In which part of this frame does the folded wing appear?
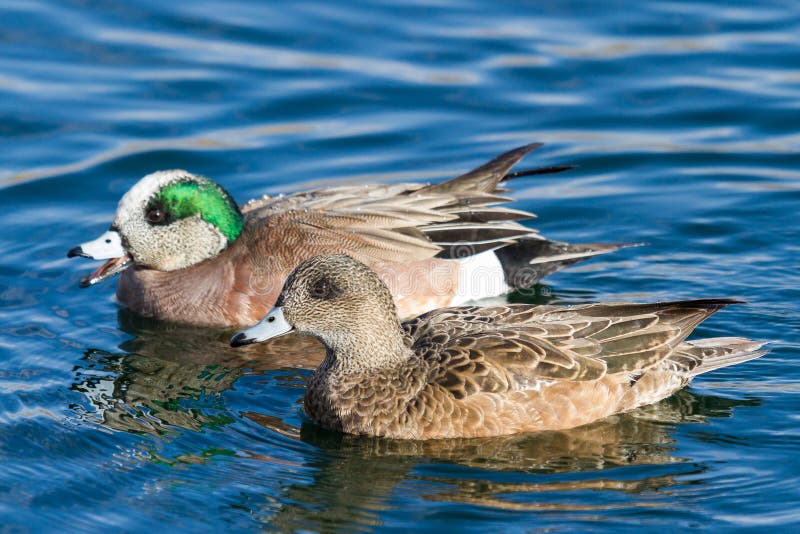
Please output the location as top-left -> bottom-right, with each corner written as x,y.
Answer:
403,299 -> 741,398
240,144 -> 563,264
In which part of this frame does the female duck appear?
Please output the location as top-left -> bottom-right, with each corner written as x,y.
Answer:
231,254 -> 765,440
67,144 -> 626,326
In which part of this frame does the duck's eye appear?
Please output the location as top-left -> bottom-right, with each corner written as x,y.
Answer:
310,278 -> 333,299
146,209 -> 166,224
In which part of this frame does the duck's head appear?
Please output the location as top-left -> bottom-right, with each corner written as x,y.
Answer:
68,170 -> 244,287
230,254 -> 402,354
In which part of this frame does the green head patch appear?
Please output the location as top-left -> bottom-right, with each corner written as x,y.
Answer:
145,180 -> 244,242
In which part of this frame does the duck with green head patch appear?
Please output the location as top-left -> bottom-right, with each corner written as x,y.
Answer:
68,144 -> 634,327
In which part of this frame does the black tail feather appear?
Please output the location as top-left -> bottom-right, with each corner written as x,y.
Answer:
503,165 -> 576,180
495,238 -> 636,288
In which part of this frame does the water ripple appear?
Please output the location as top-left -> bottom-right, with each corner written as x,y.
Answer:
1,0 -> 798,530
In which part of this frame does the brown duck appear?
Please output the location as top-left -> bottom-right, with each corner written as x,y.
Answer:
67,144 -> 629,326
231,254 -> 766,440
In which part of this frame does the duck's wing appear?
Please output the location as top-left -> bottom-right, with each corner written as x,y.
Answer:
242,184 -> 453,263
404,299 -> 739,398
239,145 -> 569,263
512,299 -> 741,373
410,323 -> 607,399
405,307 -> 607,398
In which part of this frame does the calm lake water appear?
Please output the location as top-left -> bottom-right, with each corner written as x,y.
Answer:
1,0 -> 799,530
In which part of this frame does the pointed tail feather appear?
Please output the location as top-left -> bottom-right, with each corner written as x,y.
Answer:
418,143 -> 545,195
493,238 -> 638,288
681,337 -> 768,376
503,164 -> 576,180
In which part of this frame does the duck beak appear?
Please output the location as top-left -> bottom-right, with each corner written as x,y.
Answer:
231,307 -> 294,347
67,230 -> 133,287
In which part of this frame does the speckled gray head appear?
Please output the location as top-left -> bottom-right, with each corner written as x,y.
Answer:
231,254 -> 402,352
67,170 -> 243,287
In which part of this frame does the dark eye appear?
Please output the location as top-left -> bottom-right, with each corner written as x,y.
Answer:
310,278 -> 334,299
146,209 -> 166,224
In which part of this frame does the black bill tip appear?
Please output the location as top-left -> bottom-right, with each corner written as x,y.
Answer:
67,246 -> 89,259
230,332 -> 254,348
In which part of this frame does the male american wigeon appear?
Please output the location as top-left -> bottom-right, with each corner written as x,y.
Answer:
68,144 -> 628,326
230,254 -> 766,440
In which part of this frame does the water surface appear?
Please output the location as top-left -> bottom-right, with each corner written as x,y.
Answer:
1,1 -> 799,530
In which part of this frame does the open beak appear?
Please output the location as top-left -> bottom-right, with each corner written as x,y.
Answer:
67,230 -> 133,287
231,307 -> 294,347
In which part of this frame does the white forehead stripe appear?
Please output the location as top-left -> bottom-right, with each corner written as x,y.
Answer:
115,170 -> 194,224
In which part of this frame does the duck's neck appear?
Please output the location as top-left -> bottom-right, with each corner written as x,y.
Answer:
318,318 -> 412,375
305,319 -> 424,437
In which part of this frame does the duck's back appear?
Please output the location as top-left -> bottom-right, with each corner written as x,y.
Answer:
377,299 -> 764,439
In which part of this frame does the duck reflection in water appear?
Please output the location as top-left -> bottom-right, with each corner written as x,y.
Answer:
243,390 -> 758,529
70,308 -> 324,435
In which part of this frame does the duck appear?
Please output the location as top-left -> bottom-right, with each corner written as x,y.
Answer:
67,144 -> 629,327
230,254 -> 766,440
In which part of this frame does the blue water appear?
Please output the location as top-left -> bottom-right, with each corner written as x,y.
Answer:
1,0 -> 799,530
